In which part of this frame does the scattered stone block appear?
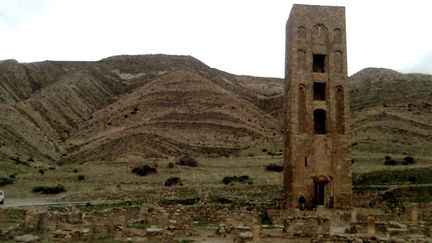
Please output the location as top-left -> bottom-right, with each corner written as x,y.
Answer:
252,224 -> 261,241
146,225 -> 164,236
367,216 -> 376,236
14,234 -> 40,242
236,231 -> 253,243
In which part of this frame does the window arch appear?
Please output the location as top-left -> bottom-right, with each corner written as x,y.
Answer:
298,84 -> 307,133
334,51 -> 343,73
297,26 -> 306,40
333,28 -> 342,44
297,49 -> 306,71
336,86 -> 345,134
312,24 -> 328,44
313,109 -> 327,134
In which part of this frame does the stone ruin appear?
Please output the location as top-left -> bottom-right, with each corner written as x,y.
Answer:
284,4 -> 352,211
1,202 -> 431,242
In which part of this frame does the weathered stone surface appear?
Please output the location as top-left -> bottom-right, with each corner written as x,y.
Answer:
14,234 -> 40,242
252,224 -> 261,241
367,216 -> 376,236
146,225 -> 164,236
235,225 -> 250,232
236,231 -> 253,243
284,4 -> 352,211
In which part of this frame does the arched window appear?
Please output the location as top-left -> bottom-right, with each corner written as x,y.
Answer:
312,24 -> 328,44
298,84 -> 307,133
313,109 -> 327,134
334,51 -> 343,73
297,26 -> 306,40
336,86 -> 345,134
297,49 -> 306,71
333,28 -> 342,44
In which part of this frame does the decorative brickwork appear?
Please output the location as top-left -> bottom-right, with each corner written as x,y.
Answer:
284,4 -> 352,210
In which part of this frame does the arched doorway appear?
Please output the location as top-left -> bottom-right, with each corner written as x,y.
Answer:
312,175 -> 332,208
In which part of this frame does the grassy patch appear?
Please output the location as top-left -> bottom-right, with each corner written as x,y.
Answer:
164,196 -> 200,205
353,167 -> 432,186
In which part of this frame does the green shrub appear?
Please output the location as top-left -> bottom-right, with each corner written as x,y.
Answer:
265,163 -> 283,172
165,196 -> 200,205
209,195 -> 233,204
175,155 -> 198,167
32,185 -> 66,194
0,177 -> 14,187
77,175 -> 85,181
402,156 -> 415,165
267,150 -> 283,156
222,175 -> 252,185
384,158 -> 397,166
164,177 -> 182,187
131,165 -> 157,176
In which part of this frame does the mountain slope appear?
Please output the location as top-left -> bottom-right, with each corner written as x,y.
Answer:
1,56 -> 431,164
0,55 -> 282,163
350,68 -> 432,156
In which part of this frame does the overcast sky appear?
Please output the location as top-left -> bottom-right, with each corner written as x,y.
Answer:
0,0 -> 431,77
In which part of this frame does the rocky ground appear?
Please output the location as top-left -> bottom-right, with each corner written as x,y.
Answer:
1,200 -> 431,242
0,154 -> 431,242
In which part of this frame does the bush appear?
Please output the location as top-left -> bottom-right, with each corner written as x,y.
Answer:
265,163 -> 283,172
165,196 -> 200,205
167,162 -> 175,168
38,168 -> 45,175
384,159 -> 397,166
175,155 -> 198,167
267,150 -> 283,156
0,177 -> 14,187
403,156 -> 415,165
77,175 -> 85,181
32,185 -> 66,194
222,175 -> 252,185
131,165 -> 157,176
164,177 -> 182,187
210,195 -> 233,204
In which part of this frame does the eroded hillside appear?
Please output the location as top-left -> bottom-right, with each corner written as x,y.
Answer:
1,56 -> 431,164
350,68 -> 432,158
0,55 -> 282,163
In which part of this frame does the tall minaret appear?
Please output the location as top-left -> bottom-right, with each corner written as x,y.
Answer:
283,4 -> 352,210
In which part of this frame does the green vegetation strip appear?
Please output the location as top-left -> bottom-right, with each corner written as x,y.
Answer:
353,167 -> 432,186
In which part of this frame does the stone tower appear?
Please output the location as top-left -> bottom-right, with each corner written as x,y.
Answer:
283,4 -> 352,210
